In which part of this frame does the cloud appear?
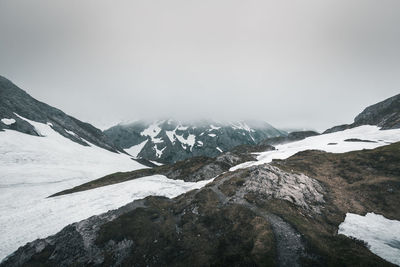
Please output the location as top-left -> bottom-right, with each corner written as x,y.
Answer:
1,0 -> 399,131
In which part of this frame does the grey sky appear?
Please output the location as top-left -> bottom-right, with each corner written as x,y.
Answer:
1,0 -> 399,131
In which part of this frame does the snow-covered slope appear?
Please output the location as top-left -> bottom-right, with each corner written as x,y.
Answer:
0,116 -> 145,260
104,119 -> 286,163
0,75 -> 120,152
231,125 -> 400,171
0,116 -> 215,261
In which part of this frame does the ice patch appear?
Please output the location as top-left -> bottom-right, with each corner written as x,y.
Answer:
1,118 -> 15,125
339,213 -> 400,266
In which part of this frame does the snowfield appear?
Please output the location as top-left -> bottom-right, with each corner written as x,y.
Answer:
231,126 -> 400,171
339,213 -> 400,266
0,117 -> 213,261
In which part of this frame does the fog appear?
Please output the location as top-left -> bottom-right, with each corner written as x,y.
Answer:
1,0 -> 399,131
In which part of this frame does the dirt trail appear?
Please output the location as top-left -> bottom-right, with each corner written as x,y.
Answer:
209,174 -> 306,267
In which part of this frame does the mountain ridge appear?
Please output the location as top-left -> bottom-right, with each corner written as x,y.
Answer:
104,119 -> 286,163
324,93 -> 400,133
0,75 -> 121,152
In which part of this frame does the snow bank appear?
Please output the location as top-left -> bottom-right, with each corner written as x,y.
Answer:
339,213 -> 400,266
231,126 -> 400,171
1,118 -> 15,125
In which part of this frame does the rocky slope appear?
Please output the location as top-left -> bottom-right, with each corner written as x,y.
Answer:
3,142 -> 399,266
0,75 -> 121,152
259,130 -> 319,146
104,119 -> 286,163
324,93 -> 400,133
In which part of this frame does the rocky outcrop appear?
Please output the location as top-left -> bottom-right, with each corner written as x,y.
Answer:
354,93 -> 400,129
0,75 -> 122,152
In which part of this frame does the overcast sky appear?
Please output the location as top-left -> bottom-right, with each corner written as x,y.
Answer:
1,0 -> 399,131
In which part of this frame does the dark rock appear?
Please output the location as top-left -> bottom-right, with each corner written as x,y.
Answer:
324,94 -> 400,133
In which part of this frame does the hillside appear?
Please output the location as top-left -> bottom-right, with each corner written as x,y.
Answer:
324,94 -> 400,133
0,76 -> 120,152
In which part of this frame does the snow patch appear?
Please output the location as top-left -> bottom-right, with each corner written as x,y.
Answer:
177,125 -> 188,131
339,213 -> 400,266
216,147 -> 223,153
208,133 -> 216,137
209,125 -> 221,130
165,130 -> 176,144
231,126 -> 400,171
125,140 -> 148,157
175,134 -> 196,151
65,129 -> 77,137
154,145 -> 166,158
1,118 -> 16,125
231,122 -> 254,132
141,122 -> 162,143
150,160 -> 163,166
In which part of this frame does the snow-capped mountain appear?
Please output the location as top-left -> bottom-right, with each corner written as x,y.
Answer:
0,76 -> 120,152
104,119 -> 286,163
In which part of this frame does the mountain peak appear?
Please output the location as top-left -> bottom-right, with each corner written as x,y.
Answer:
324,93 -> 400,133
104,119 -> 286,163
0,75 -> 121,152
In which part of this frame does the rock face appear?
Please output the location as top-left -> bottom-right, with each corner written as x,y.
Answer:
104,119 -> 286,163
0,75 -> 121,152
324,93 -> 400,133
354,93 -> 400,129
235,165 -> 325,213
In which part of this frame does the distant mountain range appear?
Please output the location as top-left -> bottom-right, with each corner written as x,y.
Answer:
104,120 -> 287,163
